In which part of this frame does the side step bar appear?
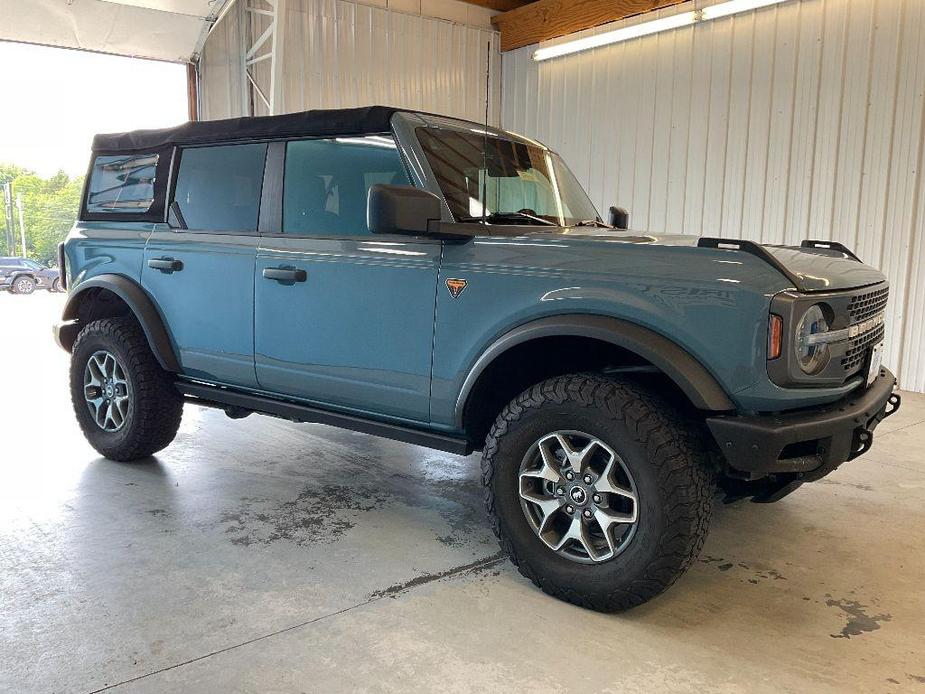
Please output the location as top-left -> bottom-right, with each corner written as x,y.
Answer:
176,381 -> 473,456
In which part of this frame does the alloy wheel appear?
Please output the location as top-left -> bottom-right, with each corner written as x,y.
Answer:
519,431 -> 639,563
83,350 -> 131,432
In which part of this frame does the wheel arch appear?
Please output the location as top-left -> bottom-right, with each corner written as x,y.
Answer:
455,314 -> 735,442
61,274 -> 180,372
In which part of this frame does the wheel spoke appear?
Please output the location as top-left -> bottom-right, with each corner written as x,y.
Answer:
551,433 -> 585,473
552,517 -> 598,560
86,358 -> 104,387
112,362 -> 128,387
597,457 -> 637,502
525,438 -> 563,483
594,505 -> 637,529
519,490 -> 562,535
112,396 -> 129,427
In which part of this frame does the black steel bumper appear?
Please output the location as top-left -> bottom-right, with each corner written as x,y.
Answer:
707,368 -> 900,482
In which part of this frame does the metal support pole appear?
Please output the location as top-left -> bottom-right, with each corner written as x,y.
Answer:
268,0 -> 286,115
3,183 -> 15,254
15,194 -> 26,257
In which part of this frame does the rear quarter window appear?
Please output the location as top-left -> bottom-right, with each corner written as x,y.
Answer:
86,153 -> 159,214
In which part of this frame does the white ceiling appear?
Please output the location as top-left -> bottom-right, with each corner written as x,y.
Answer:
0,0 -> 231,62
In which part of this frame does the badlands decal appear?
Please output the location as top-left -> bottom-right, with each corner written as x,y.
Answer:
445,278 -> 468,299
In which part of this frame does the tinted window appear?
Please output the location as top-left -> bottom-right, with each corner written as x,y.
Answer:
86,153 -> 159,213
416,127 -> 600,226
172,143 -> 267,232
283,136 -> 410,236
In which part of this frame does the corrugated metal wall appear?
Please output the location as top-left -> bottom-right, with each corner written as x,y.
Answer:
200,0 -> 501,125
502,0 -> 925,391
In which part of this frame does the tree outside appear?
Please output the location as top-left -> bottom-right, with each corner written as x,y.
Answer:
1,163 -> 83,266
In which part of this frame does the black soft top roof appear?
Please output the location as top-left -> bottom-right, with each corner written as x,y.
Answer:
92,105 -> 406,152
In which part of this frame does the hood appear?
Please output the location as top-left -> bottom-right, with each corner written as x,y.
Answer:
551,228 -> 885,292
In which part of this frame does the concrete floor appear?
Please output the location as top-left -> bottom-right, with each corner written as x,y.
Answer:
2,291 -> 925,694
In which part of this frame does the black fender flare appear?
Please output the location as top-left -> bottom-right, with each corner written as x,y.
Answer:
454,314 -> 735,427
61,274 -> 180,372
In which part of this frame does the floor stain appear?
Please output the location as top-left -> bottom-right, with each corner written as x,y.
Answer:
221,484 -> 389,547
825,597 -> 892,638
818,479 -> 875,492
908,674 -> 925,683
369,552 -> 506,599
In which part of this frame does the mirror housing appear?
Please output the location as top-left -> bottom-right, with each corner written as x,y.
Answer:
609,206 -> 630,230
367,184 -> 442,235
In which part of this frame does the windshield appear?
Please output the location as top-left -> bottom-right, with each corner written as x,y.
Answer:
416,127 -> 601,226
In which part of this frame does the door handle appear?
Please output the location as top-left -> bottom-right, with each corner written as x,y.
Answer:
148,257 -> 183,273
262,266 -> 307,283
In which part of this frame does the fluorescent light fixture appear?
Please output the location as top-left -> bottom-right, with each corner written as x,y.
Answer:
533,11 -> 697,61
532,0 -> 790,61
701,0 -> 784,20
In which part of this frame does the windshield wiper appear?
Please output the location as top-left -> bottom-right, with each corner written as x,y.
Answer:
573,219 -> 610,228
458,211 -> 557,226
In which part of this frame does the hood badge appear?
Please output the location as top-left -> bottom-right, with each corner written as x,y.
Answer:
445,278 -> 468,299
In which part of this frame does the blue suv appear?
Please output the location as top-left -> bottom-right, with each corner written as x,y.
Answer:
54,106 -> 900,610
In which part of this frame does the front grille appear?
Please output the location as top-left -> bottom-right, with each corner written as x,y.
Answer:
848,286 -> 889,323
841,323 -> 885,373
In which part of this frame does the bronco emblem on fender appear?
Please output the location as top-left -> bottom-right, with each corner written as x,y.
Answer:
445,278 -> 468,298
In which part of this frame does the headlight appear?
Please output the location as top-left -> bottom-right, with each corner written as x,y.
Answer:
795,304 -> 830,374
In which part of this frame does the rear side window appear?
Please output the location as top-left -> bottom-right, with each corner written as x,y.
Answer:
171,143 -> 267,232
86,153 -> 159,213
283,136 -> 410,236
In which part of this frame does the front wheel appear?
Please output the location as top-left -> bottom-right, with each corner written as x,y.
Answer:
481,374 -> 715,612
70,317 -> 183,461
12,276 -> 35,294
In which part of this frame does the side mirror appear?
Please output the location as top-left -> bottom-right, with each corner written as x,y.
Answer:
609,206 -> 630,230
367,184 -> 442,235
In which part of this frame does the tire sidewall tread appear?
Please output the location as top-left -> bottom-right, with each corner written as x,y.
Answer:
70,317 -> 182,461
481,373 -> 715,612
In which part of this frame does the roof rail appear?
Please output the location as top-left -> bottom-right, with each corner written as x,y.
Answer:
697,237 -> 803,289
800,239 -> 862,262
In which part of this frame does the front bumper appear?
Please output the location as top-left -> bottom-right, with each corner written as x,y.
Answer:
53,319 -> 80,352
707,368 -> 900,482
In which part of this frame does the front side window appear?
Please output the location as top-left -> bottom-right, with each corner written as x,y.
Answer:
171,143 -> 267,232
86,153 -> 159,213
416,127 -> 600,226
283,135 -> 410,236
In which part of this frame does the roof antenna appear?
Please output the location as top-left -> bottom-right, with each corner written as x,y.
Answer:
481,38 -> 491,226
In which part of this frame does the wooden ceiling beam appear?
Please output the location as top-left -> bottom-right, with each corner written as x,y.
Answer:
459,0 -> 535,12
492,0 -> 685,51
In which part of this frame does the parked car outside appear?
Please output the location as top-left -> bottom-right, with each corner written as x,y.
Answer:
53,106 -> 901,611
0,257 -> 63,294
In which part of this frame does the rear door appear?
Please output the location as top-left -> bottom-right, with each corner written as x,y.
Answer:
141,142 -> 267,388
254,135 -> 441,422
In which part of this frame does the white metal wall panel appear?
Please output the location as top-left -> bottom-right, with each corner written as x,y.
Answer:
199,0 -> 500,124
198,6 -> 245,121
502,0 -> 925,391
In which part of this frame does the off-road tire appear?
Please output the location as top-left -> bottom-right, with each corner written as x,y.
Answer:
70,317 -> 183,461
12,276 -> 35,294
481,374 -> 715,612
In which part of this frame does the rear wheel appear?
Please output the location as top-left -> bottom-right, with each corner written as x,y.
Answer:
481,374 -> 715,612
51,278 -> 62,292
70,317 -> 183,461
12,276 -> 35,294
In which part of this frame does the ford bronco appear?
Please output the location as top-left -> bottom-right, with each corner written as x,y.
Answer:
54,106 -> 900,611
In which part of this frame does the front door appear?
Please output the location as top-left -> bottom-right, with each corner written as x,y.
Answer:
253,135 -> 440,423
142,142 -> 267,388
